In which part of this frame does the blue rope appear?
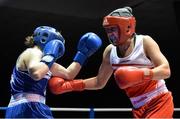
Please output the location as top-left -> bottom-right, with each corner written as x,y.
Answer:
89,107 -> 94,119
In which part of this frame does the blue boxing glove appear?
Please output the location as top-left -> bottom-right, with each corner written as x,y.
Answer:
41,40 -> 65,68
73,32 -> 102,66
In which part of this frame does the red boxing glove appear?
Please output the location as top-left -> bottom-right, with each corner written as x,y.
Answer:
114,66 -> 153,89
48,76 -> 85,95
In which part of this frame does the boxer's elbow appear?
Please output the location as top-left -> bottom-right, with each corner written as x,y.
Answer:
29,68 -> 48,81
29,70 -> 43,80
65,73 -> 76,80
95,84 -> 106,90
163,68 -> 171,79
156,64 -> 171,80
162,63 -> 171,79
95,78 -> 107,89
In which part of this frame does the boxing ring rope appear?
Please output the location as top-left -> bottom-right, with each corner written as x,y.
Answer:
51,107 -> 180,111
1,107 -> 180,118
0,107 -> 180,112
50,107 -> 131,111
1,107 -> 180,111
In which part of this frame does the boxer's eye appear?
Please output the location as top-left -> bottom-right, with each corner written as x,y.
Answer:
43,33 -> 48,37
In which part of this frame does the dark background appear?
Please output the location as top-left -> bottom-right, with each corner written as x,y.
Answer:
0,0 -> 180,118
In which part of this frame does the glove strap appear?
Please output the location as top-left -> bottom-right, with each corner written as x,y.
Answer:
73,51 -> 87,66
40,55 -> 55,68
144,69 -> 153,80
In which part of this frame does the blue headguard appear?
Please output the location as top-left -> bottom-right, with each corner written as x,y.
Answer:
33,26 -> 65,49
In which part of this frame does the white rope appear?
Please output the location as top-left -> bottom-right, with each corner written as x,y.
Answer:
94,108 -> 132,112
1,107 -> 180,111
174,108 -> 180,111
50,107 -> 180,112
50,107 -> 90,112
50,108 -> 132,112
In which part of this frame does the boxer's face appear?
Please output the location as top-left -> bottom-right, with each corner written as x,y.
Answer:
105,25 -> 120,46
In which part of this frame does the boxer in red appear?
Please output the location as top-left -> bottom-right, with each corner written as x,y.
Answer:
49,7 -> 174,118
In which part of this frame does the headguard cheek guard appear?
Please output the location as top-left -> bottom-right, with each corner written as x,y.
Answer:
33,26 -> 65,49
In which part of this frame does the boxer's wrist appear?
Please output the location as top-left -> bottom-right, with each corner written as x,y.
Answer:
143,69 -> 153,80
73,51 -> 87,66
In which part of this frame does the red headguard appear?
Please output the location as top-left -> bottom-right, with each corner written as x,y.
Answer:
103,7 -> 136,45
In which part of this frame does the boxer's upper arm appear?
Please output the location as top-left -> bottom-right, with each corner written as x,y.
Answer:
25,49 -> 42,69
25,49 -> 49,80
143,35 -> 169,66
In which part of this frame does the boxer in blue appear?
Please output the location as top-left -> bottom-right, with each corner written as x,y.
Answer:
5,26 -> 102,118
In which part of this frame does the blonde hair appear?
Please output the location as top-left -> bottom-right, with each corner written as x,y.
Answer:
24,35 -> 35,47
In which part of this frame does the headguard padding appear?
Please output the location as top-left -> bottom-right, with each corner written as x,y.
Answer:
33,26 -> 65,49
